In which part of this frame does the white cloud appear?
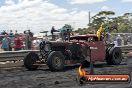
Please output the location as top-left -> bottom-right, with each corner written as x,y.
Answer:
122,0 -> 132,2
101,6 -> 111,11
68,0 -> 107,4
0,0 -> 91,34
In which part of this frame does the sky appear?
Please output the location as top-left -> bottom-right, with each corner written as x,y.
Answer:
0,0 -> 132,34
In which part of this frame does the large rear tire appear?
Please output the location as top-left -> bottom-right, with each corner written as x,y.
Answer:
106,47 -> 123,65
47,51 -> 65,71
24,52 -> 39,70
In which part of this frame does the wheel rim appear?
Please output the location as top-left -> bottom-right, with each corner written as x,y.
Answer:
53,56 -> 61,68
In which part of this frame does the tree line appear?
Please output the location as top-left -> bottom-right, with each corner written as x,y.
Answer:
75,11 -> 132,34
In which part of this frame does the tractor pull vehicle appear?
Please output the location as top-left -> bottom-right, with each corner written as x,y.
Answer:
24,34 -> 123,71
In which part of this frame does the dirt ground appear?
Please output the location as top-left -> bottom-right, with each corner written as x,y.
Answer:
0,58 -> 132,88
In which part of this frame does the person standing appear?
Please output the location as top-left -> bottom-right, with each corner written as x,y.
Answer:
1,35 -> 9,51
27,30 -> 33,50
15,30 -> 18,35
1,30 -> 8,35
123,35 -> 128,45
116,35 -> 122,46
23,31 -> 28,50
32,39 -> 41,50
14,34 -> 23,51
9,30 -> 13,35
8,37 -> 12,51
8,30 -> 14,51
129,35 -> 132,44
51,26 -> 55,40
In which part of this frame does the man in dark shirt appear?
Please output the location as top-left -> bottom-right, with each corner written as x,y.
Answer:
51,26 -> 55,40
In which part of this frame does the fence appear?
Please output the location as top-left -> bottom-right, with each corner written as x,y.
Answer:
0,46 -> 132,68
0,50 -> 39,68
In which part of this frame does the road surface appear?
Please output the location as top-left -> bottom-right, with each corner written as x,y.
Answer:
0,58 -> 132,88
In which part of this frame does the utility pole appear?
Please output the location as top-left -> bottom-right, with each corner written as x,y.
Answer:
88,11 -> 91,25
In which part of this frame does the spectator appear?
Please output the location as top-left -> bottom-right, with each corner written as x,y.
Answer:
23,30 -> 33,50
14,34 -> 23,51
1,30 -> 8,35
1,35 -> 9,51
8,37 -> 12,51
32,39 -> 41,50
116,35 -> 122,46
23,31 -> 28,50
9,30 -> 13,35
15,30 -> 18,35
123,36 -> 128,45
27,39 -> 32,50
28,30 -> 33,38
129,36 -> 132,44
27,30 -> 33,50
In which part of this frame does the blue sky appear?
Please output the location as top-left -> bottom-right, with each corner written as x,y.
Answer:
0,0 -> 16,5
49,0 -> 132,15
0,0 -> 132,34
0,0 -> 132,15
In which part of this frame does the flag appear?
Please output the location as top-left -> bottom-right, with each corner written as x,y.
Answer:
96,23 -> 103,40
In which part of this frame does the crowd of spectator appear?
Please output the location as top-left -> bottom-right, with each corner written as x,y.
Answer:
107,34 -> 132,46
0,30 -> 34,51
0,28 -> 131,51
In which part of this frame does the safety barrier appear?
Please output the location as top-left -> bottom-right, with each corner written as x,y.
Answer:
118,45 -> 132,57
0,50 -> 39,68
0,45 -> 132,68
119,45 -> 132,53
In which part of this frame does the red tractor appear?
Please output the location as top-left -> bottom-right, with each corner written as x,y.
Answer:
24,34 -> 123,71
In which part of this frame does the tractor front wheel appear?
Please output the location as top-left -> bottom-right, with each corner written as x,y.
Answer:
24,52 -> 39,70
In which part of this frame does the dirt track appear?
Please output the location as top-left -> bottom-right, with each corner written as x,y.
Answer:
0,58 -> 132,88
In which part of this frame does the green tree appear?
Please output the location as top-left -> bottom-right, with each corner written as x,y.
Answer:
75,11 -> 132,35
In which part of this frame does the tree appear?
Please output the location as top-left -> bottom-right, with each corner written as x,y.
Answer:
75,11 -> 132,35
89,11 -> 115,32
